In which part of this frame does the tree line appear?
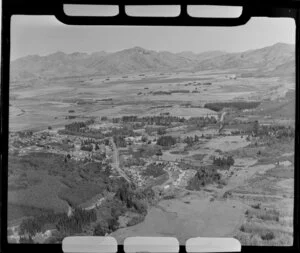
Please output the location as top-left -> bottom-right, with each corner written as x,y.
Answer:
112,115 -> 185,126
19,208 -> 97,238
204,101 -> 260,112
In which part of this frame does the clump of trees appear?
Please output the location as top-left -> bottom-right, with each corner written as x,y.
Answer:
213,156 -> 235,169
114,183 -> 154,216
64,119 -> 95,132
183,135 -> 199,146
93,218 -> 118,236
156,136 -> 177,147
186,166 -> 221,191
112,115 -> 185,126
204,101 -> 260,112
60,120 -> 138,140
186,116 -> 217,128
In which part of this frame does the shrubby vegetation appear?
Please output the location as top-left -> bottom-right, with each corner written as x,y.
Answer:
141,163 -> 166,178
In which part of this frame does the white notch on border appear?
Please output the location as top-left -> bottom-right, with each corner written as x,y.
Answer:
125,5 -> 181,17
62,236 -> 118,253
187,5 -> 243,18
186,237 -> 241,252
124,237 -> 180,252
63,4 -> 119,17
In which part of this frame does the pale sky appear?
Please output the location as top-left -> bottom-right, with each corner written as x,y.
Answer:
11,15 -> 295,60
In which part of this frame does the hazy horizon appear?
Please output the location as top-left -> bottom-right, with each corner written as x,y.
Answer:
11,41 -> 295,61
11,16 -> 295,60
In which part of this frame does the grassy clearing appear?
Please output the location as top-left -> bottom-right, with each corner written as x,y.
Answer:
191,154 -> 206,161
265,167 -> 293,179
8,152 -> 77,177
8,172 -> 68,212
58,183 -> 106,207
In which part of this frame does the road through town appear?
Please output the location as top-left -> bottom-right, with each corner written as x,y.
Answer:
110,137 -> 131,183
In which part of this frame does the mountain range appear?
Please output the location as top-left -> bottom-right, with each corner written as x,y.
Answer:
10,42 -> 295,81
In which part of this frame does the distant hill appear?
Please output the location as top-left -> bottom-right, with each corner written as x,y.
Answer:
268,59 -> 295,77
176,50 -> 226,61
90,47 -> 194,76
193,43 -> 294,71
10,43 -> 295,81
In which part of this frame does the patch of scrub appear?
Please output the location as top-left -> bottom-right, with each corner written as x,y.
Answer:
205,135 -> 251,152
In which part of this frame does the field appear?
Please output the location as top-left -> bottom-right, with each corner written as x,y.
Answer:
112,194 -> 245,244
8,68 -> 295,245
9,70 -> 292,131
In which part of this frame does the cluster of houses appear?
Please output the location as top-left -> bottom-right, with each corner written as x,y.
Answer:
9,128 -> 112,163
